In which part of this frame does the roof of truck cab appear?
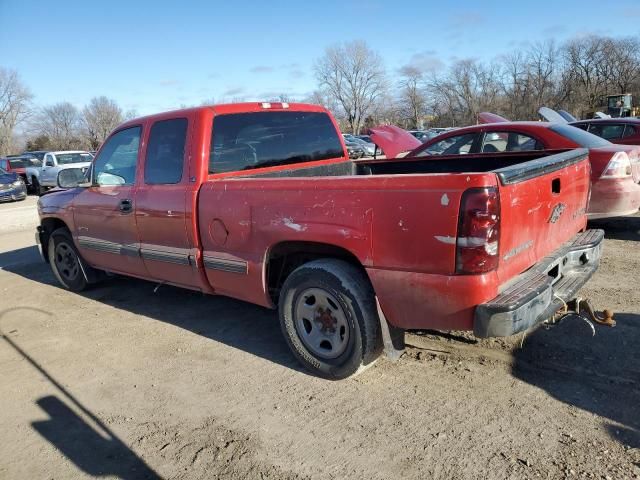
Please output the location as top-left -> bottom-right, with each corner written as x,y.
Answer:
115,102 -> 331,130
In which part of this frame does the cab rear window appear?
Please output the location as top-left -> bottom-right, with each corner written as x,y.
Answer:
209,111 -> 344,174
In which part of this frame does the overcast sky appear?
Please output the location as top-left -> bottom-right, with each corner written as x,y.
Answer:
2,0 -> 640,115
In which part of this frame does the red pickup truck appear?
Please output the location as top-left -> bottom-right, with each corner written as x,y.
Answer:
37,102 -> 603,379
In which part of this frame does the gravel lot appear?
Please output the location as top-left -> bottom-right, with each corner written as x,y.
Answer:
1,196 -> 639,480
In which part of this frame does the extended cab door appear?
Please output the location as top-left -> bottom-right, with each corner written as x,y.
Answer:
134,116 -> 202,290
72,126 -> 148,277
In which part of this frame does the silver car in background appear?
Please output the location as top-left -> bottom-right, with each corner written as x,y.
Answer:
342,134 -> 377,156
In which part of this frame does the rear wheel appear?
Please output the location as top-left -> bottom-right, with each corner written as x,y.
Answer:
48,228 -> 89,292
279,259 -> 382,379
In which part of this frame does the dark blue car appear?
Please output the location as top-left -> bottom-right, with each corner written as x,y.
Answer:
0,165 -> 27,202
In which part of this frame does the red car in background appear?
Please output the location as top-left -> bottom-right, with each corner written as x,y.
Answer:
569,118 -> 640,146
537,107 -> 640,146
0,155 -> 36,183
370,121 -> 640,219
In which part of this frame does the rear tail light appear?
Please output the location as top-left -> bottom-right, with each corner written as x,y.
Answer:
600,151 -> 632,179
456,187 -> 500,274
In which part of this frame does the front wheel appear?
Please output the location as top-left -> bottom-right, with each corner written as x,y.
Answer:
279,259 -> 382,379
48,228 -> 89,292
30,177 -> 40,195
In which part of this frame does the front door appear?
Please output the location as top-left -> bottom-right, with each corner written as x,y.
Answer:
40,153 -> 57,186
135,117 -> 202,289
72,125 -> 148,277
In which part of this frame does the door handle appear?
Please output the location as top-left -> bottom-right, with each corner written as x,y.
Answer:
119,199 -> 133,213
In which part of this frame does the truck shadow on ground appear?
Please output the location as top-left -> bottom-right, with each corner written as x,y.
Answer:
1,313 -> 161,480
0,248 -> 305,375
511,313 -> 640,448
589,215 -> 640,241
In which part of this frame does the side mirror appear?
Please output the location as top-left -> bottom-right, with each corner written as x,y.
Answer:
57,168 -> 91,189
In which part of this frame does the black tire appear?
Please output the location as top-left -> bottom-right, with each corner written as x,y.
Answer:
48,228 -> 89,292
30,176 -> 40,195
279,259 -> 382,379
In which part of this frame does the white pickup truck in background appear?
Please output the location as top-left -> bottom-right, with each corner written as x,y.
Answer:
34,151 -> 93,194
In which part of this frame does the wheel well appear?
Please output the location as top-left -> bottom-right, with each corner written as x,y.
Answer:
39,218 -> 70,261
266,241 -> 364,304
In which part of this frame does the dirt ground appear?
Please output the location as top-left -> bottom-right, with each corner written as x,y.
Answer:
1,196 -> 639,480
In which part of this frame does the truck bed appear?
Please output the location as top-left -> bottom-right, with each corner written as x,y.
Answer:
241,148 -> 576,183
199,148 -> 591,331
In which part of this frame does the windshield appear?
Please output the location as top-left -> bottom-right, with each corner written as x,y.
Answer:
56,153 -> 94,165
549,124 -> 611,148
8,158 -> 42,168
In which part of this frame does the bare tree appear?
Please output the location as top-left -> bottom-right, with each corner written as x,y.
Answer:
0,68 -> 32,156
32,102 -> 83,150
82,96 -> 124,150
268,94 -> 296,103
398,66 -> 427,129
427,59 -> 501,126
564,36 -> 609,113
602,37 -> 640,93
314,40 -> 387,133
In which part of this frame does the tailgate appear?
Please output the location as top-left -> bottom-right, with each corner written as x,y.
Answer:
494,148 -> 591,284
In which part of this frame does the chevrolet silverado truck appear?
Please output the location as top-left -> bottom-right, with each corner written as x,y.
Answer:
37,102 -> 603,379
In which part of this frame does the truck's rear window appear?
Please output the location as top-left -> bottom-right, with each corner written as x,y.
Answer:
209,111 -> 344,173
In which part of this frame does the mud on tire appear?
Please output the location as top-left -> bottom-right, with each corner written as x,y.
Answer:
278,259 -> 383,379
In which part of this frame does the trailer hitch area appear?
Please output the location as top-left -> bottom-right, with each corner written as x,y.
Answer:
546,296 -> 615,336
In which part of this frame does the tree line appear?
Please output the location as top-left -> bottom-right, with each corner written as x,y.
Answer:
2,33 -> 640,155
0,72 -> 134,156
313,35 -> 640,133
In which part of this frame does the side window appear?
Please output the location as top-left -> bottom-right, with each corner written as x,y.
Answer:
573,123 -> 588,131
93,126 -> 141,186
600,124 -> 625,140
481,132 -> 542,153
45,155 -> 54,167
144,118 -> 187,184
417,133 -> 476,156
622,125 -> 636,138
588,124 -> 625,140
